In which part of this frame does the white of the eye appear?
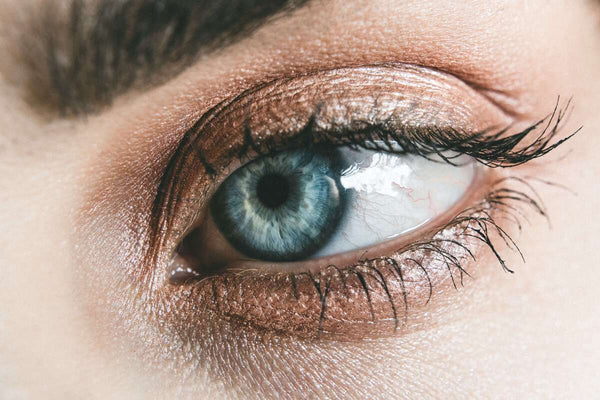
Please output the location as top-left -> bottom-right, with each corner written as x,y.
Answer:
313,148 -> 476,257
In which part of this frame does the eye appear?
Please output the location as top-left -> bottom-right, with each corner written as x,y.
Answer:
150,65 -> 574,340
206,146 -> 475,264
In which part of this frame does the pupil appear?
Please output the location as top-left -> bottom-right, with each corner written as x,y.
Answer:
256,173 -> 290,208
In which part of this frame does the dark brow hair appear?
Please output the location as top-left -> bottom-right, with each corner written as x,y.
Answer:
27,0 -> 309,116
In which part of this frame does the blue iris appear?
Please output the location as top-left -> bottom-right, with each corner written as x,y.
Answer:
210,148 -> 347,261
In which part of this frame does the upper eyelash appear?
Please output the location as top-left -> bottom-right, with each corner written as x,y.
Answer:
312,98 -> 579,168
195,97 -> 579,178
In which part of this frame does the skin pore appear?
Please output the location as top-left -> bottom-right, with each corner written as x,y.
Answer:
0,0 -> 599,398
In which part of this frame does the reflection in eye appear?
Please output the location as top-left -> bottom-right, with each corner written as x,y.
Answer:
316,148 -> 475,257
209,145 -> 475,263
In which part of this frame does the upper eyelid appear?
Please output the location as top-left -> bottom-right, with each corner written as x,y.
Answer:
182,83 -> 573,183
172,64 -> 516,171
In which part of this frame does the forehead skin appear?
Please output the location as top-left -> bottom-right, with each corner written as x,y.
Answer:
0,0 -> 599,399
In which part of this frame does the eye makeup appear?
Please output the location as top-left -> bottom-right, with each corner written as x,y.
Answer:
149,64 -> 512,262
141,64 -> 577,341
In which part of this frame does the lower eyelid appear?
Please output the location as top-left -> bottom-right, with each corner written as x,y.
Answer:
162,168 -> 549,341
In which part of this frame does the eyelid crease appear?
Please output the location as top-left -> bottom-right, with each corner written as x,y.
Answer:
404,63 -> 524,119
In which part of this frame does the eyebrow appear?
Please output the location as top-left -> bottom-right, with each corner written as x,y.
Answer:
25,0 -> 310,116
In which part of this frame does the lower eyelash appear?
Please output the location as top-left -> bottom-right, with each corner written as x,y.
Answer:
209,175 -> 555,339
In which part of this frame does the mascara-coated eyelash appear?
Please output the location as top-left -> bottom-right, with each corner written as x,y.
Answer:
188,97 -> 578,184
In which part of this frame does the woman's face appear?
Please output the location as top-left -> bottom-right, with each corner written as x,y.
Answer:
1,0 -> 599,398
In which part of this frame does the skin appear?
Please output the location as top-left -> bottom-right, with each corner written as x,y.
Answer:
0,0 -> 599,398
